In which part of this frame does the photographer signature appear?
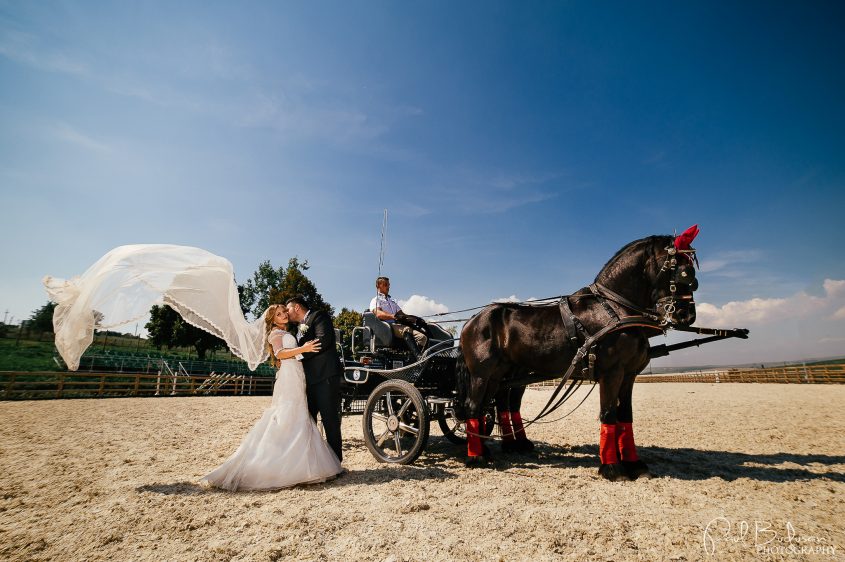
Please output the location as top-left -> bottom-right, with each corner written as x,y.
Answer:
703,517 -> 836,556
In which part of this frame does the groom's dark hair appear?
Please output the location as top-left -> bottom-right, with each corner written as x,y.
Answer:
286,295 -> 309,310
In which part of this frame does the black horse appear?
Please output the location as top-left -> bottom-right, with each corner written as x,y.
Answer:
457,227 -> 700,480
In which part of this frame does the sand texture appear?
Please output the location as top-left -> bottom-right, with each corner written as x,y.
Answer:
1,383 -> 843,561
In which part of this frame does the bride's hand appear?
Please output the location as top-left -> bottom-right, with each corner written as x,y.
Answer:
303,339 -> 321,353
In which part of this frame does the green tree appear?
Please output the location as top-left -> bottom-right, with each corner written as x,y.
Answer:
277,257 -> 334,316
241,257 -> 333,318
29,301 -> 57,333
333,307 -> 362,350
240,261 -> 286,318
145,304 -> 225,360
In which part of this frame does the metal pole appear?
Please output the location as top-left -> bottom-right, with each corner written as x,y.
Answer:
15,320 -> 25,347
378,208 -> 388,276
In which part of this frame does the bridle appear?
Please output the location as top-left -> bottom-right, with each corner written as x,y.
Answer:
586,240 -> 698,328
653,243 -> 698,327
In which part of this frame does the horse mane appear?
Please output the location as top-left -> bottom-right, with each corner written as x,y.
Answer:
595,234 -> 672,281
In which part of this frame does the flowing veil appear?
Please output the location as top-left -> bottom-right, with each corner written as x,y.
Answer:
43,244 -> 269,371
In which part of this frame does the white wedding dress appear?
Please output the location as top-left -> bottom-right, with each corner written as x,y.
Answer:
201,329 -> 342,491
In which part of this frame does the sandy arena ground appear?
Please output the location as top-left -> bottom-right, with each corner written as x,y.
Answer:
1,383 -> 844,561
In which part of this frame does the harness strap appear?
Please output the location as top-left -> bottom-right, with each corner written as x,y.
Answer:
589,284 -> 620,322
590,283 -> 659,321
558,296 -> 581,347
531,315 -> 663,425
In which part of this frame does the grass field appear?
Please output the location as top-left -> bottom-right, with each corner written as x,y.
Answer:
0,335 -> 246,372
0,338 -> 60,371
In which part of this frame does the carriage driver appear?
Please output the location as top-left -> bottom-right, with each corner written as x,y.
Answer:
369,276 -> 428,357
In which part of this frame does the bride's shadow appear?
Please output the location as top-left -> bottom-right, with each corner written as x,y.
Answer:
135,438 -> 464,496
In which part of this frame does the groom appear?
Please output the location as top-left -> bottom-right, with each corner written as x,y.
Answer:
286,295 -> 343,462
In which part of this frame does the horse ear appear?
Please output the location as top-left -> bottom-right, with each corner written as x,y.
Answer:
674,224 -> 700,251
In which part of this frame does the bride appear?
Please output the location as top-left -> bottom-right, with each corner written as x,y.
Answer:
43,244 -> 344,492
201,304 -> 342,491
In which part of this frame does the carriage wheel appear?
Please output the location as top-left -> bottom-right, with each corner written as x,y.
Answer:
437,406 -> 496,445
362,380 -> 430,464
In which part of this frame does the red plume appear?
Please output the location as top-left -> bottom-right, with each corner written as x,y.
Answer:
674,224 -> 700,251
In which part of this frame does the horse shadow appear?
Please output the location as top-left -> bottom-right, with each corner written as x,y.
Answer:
482,441 -> 845,483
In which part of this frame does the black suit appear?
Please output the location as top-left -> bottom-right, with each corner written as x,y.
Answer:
298,309 -> 343,461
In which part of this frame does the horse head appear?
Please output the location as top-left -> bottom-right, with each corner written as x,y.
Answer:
596,225 -> 700,328
650,225 -> 699,327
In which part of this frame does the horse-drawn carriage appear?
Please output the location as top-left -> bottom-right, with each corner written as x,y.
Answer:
336,226 -> 749,480
337,312 -> 492,464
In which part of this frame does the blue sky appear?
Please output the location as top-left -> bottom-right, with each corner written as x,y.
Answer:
1,2 -> 843,366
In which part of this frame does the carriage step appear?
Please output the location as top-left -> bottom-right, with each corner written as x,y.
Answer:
425,397 -> 452,404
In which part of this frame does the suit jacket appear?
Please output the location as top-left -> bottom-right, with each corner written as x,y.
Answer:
298,309 -> 343,385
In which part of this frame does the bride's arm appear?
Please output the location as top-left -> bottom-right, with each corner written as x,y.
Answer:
275,339 -> 320,360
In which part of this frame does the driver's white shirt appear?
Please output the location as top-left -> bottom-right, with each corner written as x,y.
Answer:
370,292 -> 401,323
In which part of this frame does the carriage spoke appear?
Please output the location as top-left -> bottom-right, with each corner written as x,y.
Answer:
371,412 -> 388,424
395,397 -> 412,417
394,433 -> 403,456
398,422 -> 419,436
376,429 -> 392,447
385,392 -> 395,416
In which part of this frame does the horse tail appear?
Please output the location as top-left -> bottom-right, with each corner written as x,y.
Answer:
454,349 -> 469,420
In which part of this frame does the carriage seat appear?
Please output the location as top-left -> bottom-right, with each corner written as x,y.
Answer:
362,311 -> 396,348
362,311 -> 452,350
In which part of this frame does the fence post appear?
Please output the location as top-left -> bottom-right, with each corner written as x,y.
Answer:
98,375 -> 105,397
134,373 -> 140,396
5,373 -> 16,398
56,372 -> 65,399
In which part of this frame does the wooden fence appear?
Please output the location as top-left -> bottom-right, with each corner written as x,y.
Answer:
531,364 -> 845,387
0,371 -> 275,400
2,363 -> 843,400
636,364 -> 845,384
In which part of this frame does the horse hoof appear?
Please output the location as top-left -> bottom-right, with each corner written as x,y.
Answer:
465,455 -> 489,468
622,460 -> 652,480
598,463 -> 631,482
514,438 -> 535,453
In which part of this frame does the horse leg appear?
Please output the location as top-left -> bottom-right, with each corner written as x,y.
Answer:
464,359 -> 505,467
616,373 -> 651,479
495,388 -> 516,452
505,385 -> 534,453
597,367 -> 629,481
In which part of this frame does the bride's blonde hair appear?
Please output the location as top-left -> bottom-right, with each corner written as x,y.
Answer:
264,304 -> 287,368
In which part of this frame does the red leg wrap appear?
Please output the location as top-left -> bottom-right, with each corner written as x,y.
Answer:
511,411 -> 528,441
498,411 -> 515,442
466,418 -> 482,457
599,423 -> 619,465
616,422 -> 639,462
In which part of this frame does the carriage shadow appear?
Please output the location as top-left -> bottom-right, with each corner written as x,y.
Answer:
484,442 -> 845,483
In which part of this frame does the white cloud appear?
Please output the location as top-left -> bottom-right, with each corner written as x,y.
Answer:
824,279 -> 845,298
52,123 -> 112,153
698,250 -> 762,274
398,295 -> 449,317
0,30 -> 89,76
437,169 -> 568,214
695,278 -> 845,326
493,295 -> 544,303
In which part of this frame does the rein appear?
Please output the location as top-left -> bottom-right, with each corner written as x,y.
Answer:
519,243 -> 695,429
